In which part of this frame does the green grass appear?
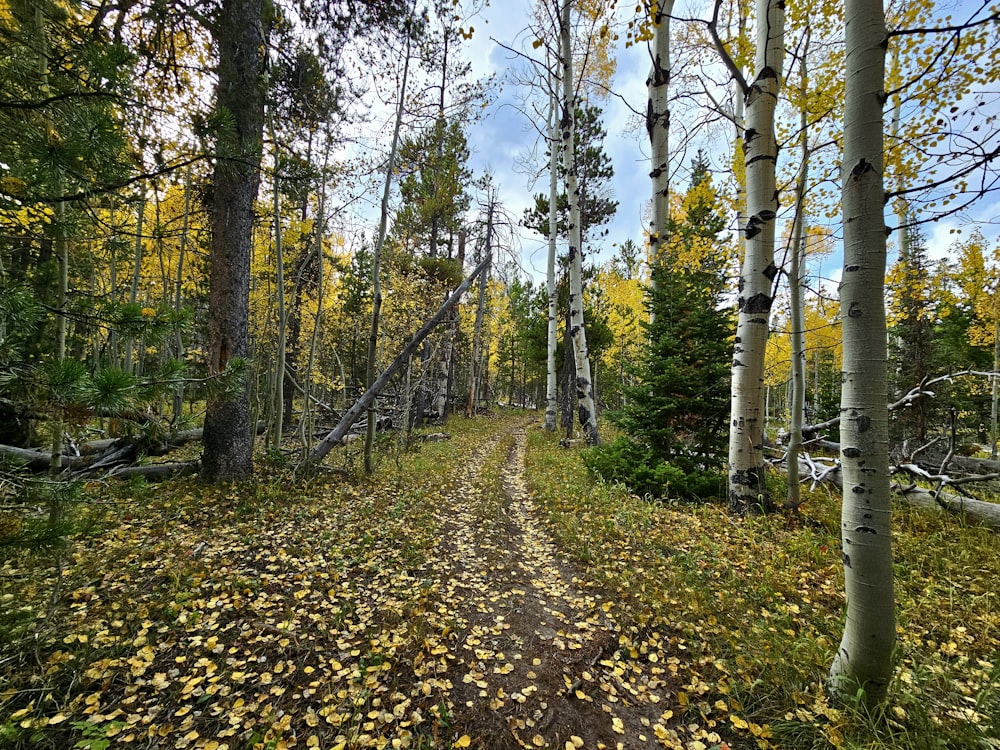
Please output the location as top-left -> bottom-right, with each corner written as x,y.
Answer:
522,424 -> 1000,749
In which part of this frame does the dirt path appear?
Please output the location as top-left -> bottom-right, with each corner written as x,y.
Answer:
421,421 -> 685,750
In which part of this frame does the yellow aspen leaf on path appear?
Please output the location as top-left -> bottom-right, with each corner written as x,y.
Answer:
612,716 -> 625,733
47,714 -> 68,725
533,734 -> 546,746
454,736 -> 472,748
730,715 -> 748,729
570,737 -> 584,748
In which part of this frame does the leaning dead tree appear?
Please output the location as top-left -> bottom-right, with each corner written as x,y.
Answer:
304,252 -> 491,467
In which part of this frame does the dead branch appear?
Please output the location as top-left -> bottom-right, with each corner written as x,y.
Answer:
305,251 -> 491,467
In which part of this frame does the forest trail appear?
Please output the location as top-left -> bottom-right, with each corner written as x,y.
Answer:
1,415 -> 752,750
416,420 -> 692,750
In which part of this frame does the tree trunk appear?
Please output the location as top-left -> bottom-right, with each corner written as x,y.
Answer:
172,167 -> 191,424
269,109 -> 286,452
298,185 -> 325,453
646,0 -> 674,321
787,35 -> 810,509
544,69 -> 559,431
365,27 -> 413,473
123,197 -> 144,375
829,0 -> 895,706
308,252 -> 491,466
200,0 -> 269,483
559,0 -> 599,446
467,201 -> 493,418
727,0 -> 783,513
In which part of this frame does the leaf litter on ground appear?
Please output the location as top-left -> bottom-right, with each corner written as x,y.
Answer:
1,412 -> 998,750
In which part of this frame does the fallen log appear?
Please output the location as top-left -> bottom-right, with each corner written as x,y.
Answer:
893,481 -> 1000,530
305,251 -> 491,467
106,461 -> 200,481
0,444 -> 90,472
1,428 -> 207,476
787,457 -> 1000,531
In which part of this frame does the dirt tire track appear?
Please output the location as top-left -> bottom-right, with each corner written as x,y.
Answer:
423,420 -> 683,749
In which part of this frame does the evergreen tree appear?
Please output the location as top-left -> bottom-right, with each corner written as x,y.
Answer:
587,153 -> 733,499
888,220 -> 934,444
522,103 -> 618,245
394,118 -> 472,260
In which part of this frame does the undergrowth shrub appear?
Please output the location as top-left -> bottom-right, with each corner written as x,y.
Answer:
583,435 -> 724,501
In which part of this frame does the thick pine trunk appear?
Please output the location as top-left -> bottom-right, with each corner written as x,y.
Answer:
201,0 -> 268,483
559,0 -> 599,446
829,0 -> 895,705
727,0 -> 783,513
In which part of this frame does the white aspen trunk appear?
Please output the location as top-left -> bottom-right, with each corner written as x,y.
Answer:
544,66 -> 559,432
829,0 -> 895,705
787,36 -> 809,509
727,0 -> 783,513
646,0 -> 674,311
560,0 -> 599,446
365,30 -> 412,472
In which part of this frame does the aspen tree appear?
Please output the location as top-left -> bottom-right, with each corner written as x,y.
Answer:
727,0 -> 783,513
559,0 -> 599,446
646,0 -> 674,309
829,0 -> 895,705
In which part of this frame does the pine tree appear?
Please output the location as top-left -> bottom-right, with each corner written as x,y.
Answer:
888,219 -> 934,444
588,153 -> 733,499
522,103 -> 618,245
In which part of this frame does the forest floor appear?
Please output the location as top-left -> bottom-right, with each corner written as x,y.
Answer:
2,413 -> 999,750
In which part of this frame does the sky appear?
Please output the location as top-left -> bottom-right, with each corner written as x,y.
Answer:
346,0 -> 1000,290
462,1 -> 654,281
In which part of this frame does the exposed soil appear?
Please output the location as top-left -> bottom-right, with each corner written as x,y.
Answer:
418,421 -> 699,750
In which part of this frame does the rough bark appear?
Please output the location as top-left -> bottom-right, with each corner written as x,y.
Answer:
727,0 -> 783,513
559,0 -> 599,446
200,0 -> 269,483
829,0 -> 895,705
